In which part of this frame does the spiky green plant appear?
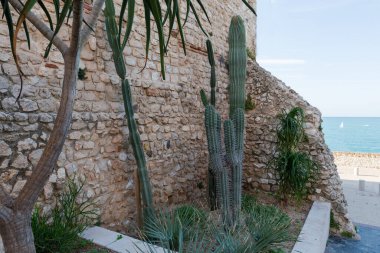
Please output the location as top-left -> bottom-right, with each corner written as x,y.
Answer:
202,16 -> 247,227
133,203 -> 292,253
277,107 -> 306,152
32,178 -> 96,253
270,107 -> 319,201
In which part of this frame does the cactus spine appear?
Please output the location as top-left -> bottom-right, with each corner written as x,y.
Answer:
203,16 -> 247,226
104,0 -> 154,227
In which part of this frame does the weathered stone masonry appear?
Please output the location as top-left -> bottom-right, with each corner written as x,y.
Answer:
243,63 -> 355,233
0,0 -> 354,234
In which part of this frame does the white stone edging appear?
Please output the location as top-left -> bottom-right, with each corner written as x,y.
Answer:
292,201 -> 331,253
80,226 -> 172,253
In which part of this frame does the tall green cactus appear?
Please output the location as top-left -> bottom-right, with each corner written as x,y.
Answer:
228,16 -> 247,118
104,0 -> 154,227
203,16 -> 247,226
200,39 -> 219,210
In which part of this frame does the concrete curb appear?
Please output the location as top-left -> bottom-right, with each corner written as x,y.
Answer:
292,201 -> 331,253
80,226 -> 171,253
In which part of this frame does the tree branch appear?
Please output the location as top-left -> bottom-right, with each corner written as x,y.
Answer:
8,0 -> 69,55
80,0 -> 105,48
14,0 -> 84,212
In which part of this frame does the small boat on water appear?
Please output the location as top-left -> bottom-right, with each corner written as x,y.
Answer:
339,122 -> 344,128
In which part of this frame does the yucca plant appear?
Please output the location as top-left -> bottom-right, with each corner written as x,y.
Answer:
133,203 -> 291,253
0,0 -> 256,252
270,107 -> 319,202
140,206 -> 208,252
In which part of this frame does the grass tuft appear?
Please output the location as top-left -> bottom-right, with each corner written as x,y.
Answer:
32,177 -> 96,253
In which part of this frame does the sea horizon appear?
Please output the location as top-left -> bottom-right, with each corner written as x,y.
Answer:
322,117 -> 380,154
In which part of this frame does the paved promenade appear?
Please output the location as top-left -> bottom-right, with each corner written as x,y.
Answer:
338,164 -> 380,227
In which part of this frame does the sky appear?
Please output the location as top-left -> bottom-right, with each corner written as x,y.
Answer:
256,0 -> 380,117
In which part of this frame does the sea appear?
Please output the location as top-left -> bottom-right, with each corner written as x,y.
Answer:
322,117 -> 380,153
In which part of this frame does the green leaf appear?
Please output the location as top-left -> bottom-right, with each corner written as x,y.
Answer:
44,0 -> 73,58
242,0 -> 257,16
183,0 -> 190,27
53,0 -> 60,23
22,21 -> 31,50
141,0 -> 151,70
0,0 -> 14,50
189,2 -> 208,36
195,0 -> 211,24
118,0 -> 128,43
37,0 -> 53,30
162,0 -> 172,25
164,0 -> 178,52
121,0 -> 135,50
147,0 -> 166,80
175,2 -> 186,55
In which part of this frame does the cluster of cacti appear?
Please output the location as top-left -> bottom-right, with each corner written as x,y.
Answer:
104,0 -> 154,226
201,16 -> 247,226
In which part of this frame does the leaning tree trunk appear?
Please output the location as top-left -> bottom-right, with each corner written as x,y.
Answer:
0,0 -> 89,252
0,212 -> 35,252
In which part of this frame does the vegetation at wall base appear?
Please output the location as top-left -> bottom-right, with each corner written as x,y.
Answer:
330,211 -> 340,230
270,107 -> 319,202
32,178 -> 96,253
136,201 -> 292,253
341,231 -> 354,238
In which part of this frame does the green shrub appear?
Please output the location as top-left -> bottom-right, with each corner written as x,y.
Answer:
277,107 -> 306,152
139,203 -> 292,253
271,107 -> 319,201
330,211 -> 340,230
32,178 -> 96,253
144,206 -> 208,251
273,151 -> 318,201
242,194 -> 257,212
341,231 -> 354,238
174,205 -> 207,227
244,204 -> 292,252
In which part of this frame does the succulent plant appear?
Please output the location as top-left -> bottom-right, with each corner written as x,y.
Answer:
203,15 -> 247,226
104,0 -> 154,226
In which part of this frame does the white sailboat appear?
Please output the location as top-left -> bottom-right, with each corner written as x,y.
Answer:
339,122 -> 344,128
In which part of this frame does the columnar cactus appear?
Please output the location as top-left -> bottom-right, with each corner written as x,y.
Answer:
104,0 -> 154,227
228,16 -> 247,117
203,16 -> 247,226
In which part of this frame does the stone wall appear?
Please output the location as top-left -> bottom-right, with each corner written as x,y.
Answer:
0,0 -> 256,229
243,63 -> 355,233
0,0 -> 354,235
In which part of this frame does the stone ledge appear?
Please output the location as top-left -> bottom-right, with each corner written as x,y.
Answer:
80,226 -> 170,253
292,201 -> 331,253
